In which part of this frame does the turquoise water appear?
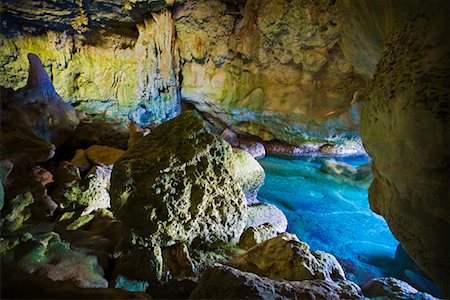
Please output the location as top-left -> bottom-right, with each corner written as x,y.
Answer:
258,155 -> 400,284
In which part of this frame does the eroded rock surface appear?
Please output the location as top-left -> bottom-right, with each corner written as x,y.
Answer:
191,264 -> 363,299
232,233 -> 346,282
347,1 -> 450,294
110,111 -> 247,246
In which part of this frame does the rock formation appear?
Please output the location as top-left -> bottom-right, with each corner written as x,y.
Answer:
338,0 -> 450,294
110,111 -> 247,246
1,53 -> 79,146
0,0 -> 366,145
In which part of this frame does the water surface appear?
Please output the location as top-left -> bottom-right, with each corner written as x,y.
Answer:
258,154 -> 399,284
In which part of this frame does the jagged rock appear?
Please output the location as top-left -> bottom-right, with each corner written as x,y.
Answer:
162,243 -> 194,279
238,223 -> 277,250
233,148 -> 265,205
70,149 -> 91,172
231,233 -> 346,282
247,202 -> 288,234
80,166 -> 112,214
1,53 -> 78,145
1,192 -> 34,232
85,145 -> 125,166
5,232 -> 108,288
361,277 -> 438,300
110,111 -> 247,246
52,162 -> 111,213
190,264 -> 362,299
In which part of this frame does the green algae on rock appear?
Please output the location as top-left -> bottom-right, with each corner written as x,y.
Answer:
110,111 -> 247,246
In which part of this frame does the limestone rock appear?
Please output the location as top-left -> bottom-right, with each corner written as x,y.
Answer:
233,148 -> 265,205
356,2 -> 450,293
247,202 -> 288,234
177,0 -> 366,145
52,162 -> 111,213
70,149 -> 91,172
238,140 -> 266,159
113,247 -> 163,288
1,53 -> 78,146
110,111 -> 247,246
361,277 -> 438,300
1,192 -> 34,232
9,232 -> 108,288
85,145 -> 125,167
221,128 -> 239,147
190,264 -> 362,299
0,130 -> 56,169
162,243 -> 194,279
232,233 -> 346,282
238,223 -> 277,250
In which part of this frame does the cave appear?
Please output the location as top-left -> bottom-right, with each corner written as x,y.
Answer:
0,0 -> 448,299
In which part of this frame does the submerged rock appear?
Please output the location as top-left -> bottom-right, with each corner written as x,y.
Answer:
231,233 -> 346,282
191,264 -> 362,299
110,111 -> 247,246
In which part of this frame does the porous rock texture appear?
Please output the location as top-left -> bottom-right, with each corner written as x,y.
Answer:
110,111 -> 247,246
231,233 -> 346,282
338,0 -> 450,294
0,0 -> 366,145
191,264 -> 363,300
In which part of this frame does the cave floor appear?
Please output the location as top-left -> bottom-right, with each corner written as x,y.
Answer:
258,154 -> 399,284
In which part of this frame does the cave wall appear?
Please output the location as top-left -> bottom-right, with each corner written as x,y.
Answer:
0,0 -> 367,144
338,0 -> 450,294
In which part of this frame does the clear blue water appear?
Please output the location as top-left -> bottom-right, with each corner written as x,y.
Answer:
258,154 -> 400,284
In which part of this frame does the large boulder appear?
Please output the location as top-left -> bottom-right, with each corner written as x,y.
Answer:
110,111 -> 247,246
231,233 -> 346,282
190,264 -> 362,299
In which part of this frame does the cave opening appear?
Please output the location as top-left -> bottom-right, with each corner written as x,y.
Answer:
1,0 -> 449,299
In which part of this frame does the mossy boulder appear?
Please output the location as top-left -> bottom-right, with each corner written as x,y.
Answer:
110,111 -> 247,246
